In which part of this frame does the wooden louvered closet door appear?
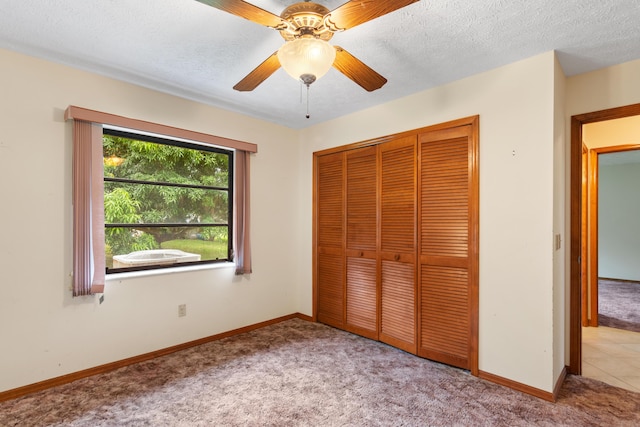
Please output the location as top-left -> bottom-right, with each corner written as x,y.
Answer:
379,136 -> 417,353
344,146 -> 378,339
418,124 -> 479,373
315,152 -> 345,329
314,116 -> 478,374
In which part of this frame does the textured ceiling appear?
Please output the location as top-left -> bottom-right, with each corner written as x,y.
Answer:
2,0 -> 640,129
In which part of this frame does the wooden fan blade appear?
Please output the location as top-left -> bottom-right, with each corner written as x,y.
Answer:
333,47 -> 387,92
233,52 -> 281,91
197,0 -> 286,29
325,0 -> 420,31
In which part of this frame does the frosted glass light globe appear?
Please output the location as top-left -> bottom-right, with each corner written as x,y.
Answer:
277,38 -> 336,85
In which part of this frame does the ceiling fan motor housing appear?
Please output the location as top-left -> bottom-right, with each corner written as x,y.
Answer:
279,2 -> 334,41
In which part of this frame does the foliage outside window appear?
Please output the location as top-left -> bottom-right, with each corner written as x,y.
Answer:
103,129 -> 232,272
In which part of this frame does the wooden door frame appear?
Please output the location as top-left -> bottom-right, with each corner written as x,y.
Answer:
586,144 -> 640,327
587,149 -> 599,327
580,144 -> 588,326
569,103 -> 640,374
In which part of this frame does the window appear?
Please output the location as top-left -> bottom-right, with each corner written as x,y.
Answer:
66,106 -> 256,296
103,129 -> 232,273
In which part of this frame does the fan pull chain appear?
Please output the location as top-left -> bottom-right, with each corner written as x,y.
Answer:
306,84 -> 310,119
300,81 -> 303,104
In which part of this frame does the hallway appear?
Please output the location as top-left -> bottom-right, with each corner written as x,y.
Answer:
582,326 -> 640,392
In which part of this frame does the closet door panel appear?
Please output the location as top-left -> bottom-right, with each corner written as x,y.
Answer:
317,153 -> 344,249
381,259 -> 415,351
381,138 -> 416,253
379,137 -> 417,353
346,146 -> 377,251
346,257 -> 377,337
345,146 -> 378,338
315,152 -> 345,329
418,124 -> 478,372
317,251 -> 344,327
420,264 -> 469,367
421,136 -> 469,259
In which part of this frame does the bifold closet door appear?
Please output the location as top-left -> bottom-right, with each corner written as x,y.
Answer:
379,136 -> 417,353
418,123 -> 479,373
344,146 -> 378,339
315,152 -> 345,329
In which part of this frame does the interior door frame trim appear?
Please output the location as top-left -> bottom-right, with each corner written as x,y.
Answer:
586,144 -> 640,327
587,149 -> 599,327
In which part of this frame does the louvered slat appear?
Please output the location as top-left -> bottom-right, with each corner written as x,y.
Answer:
381,260 -> 415,345
421,265 -> 469,360
346,257 -> 377,333
346,147 -> 377,251
317,153 -> 344,248
421,137 -> 469,258
317,253 -> 344,328
381,141 -> 415,252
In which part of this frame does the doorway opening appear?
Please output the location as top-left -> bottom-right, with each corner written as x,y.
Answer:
570,103 -> 640,385
583,142 -> 640,327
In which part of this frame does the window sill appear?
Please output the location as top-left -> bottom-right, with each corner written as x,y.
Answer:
105,261 -> 235,281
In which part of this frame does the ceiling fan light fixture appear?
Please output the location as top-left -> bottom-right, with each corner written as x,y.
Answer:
277,37 -> 336,85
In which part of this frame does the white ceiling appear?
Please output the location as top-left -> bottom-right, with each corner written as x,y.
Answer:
2,0 -> 640,129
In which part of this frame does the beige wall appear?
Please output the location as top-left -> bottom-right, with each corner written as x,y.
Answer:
553,54 -> 567,383
299,51 -> 559,392
567,59 -> 640,118
583,115 -> 640,149
0,48 -> 300,392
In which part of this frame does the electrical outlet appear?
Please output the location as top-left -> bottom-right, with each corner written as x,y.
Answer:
178,304 -> 187,317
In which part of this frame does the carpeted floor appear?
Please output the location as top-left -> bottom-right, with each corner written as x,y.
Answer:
599,279 -> 640,333
1,319 -> 638,426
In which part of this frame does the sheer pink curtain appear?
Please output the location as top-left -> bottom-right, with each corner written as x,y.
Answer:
72,120 -> 105,295
234,150 -> 252,275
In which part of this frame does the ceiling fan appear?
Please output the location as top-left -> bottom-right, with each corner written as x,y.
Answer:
198,0 -> 420,92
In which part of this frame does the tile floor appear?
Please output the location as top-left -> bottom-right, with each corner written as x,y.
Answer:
582,326 -> 640,393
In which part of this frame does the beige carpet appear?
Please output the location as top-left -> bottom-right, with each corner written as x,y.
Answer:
1,318 -> 638,426
599,279 -> 640,333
